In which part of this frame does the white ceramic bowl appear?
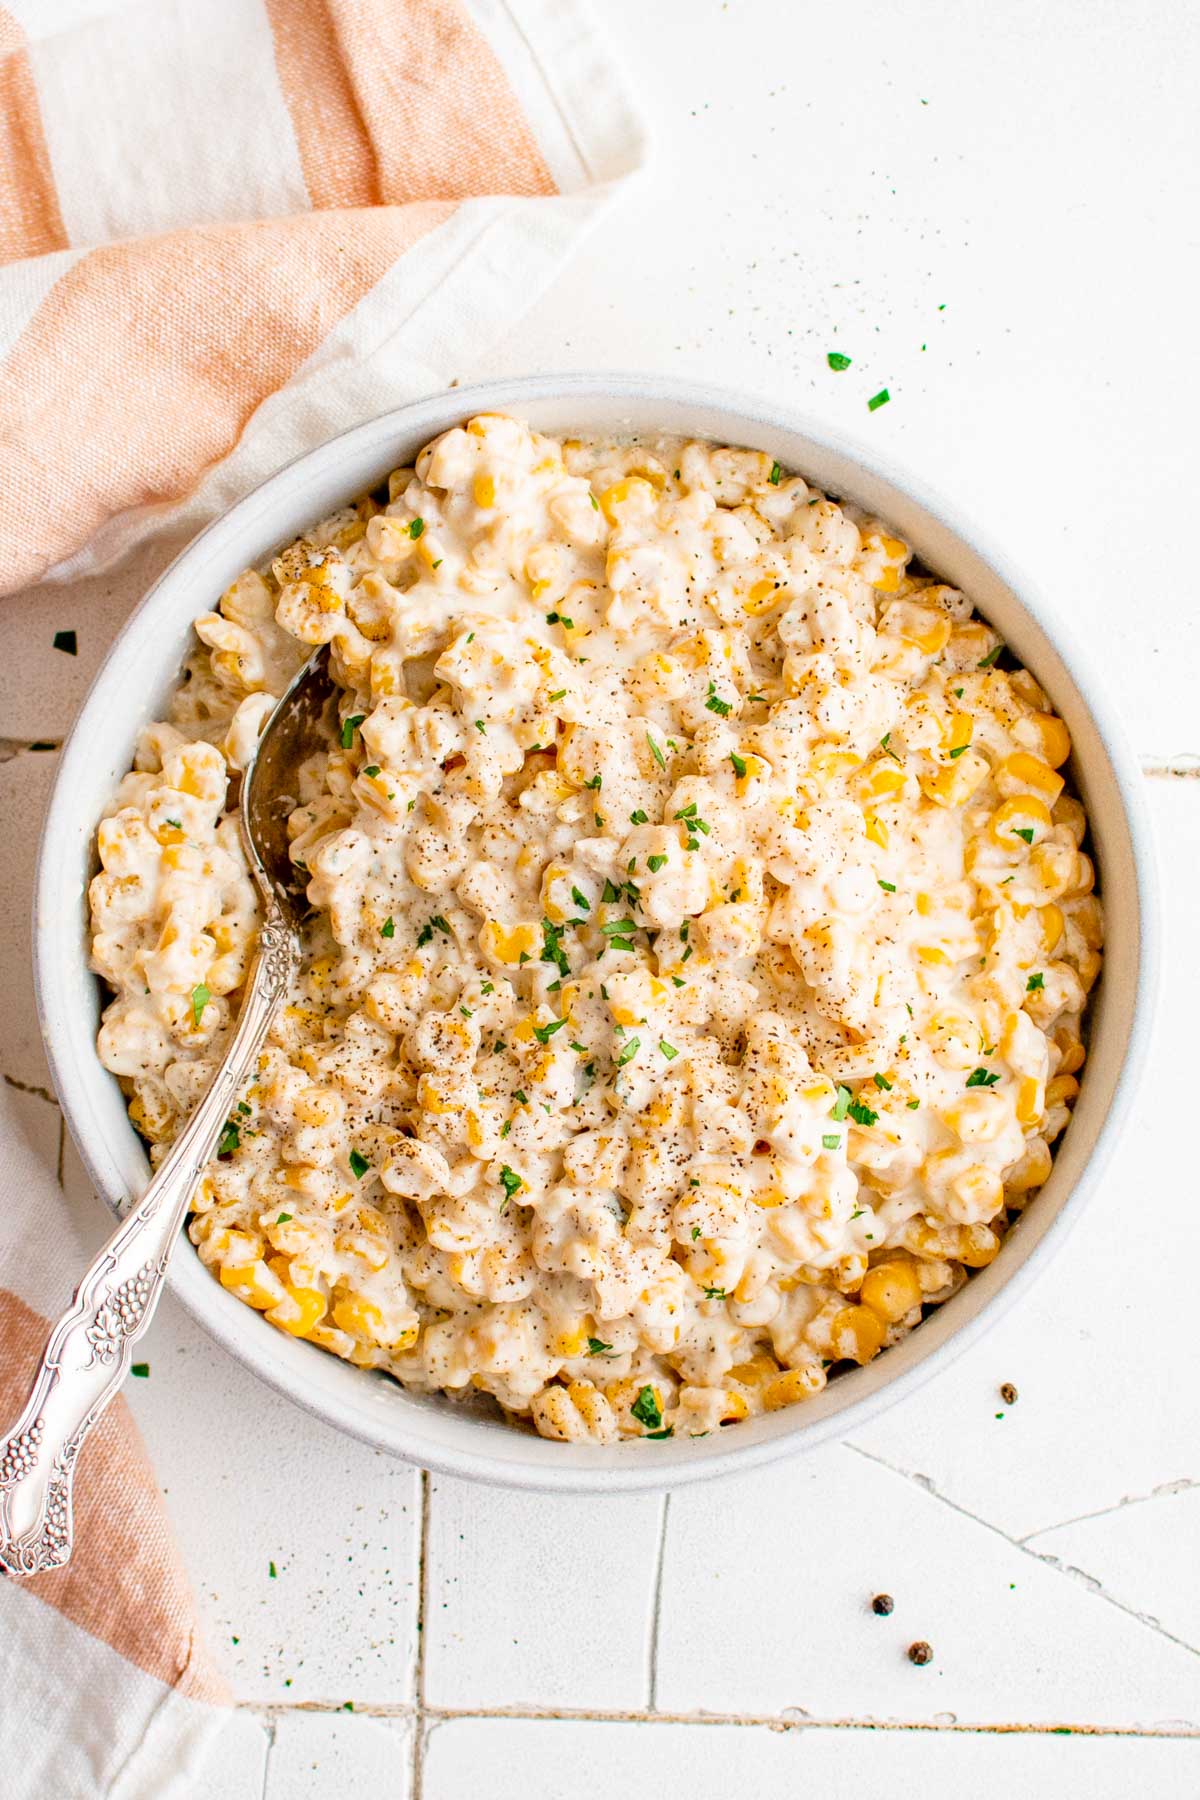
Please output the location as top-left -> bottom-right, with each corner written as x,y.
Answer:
35,375 -> 1157,1493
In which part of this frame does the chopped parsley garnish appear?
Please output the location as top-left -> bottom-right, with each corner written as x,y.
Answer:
705,687 -> 732,718
867,388 -> 891,412
590,493 -> 599,510
584,773 -> 603,790
831,1085 -> 852,1121
340,713 -> 365,749
131,1362 -> 149,1377
533,1018 -> 566,1045
907,1099 -> 920,1110
349,1150 -> 370,1178
601,919 -> 638,938
460,1006 -> 473,1019
276,1212 -> 293,1224
164,817 -> 181,830
549,688 -> 567,702
474,719 -> 486,734
646,1427 -> 674,1439
217,1121 -> 239,1157
570,887 -> 590,911
615,1035 -> 641,1067
827,351 -> 852,371
847,1098 -> 879,1127
630,1386 -> 663,1430
768,461 -> 783,485
191,983 -> 210,1025
587,1338 -> 614,1356
647,731 -> 666,769
730,751 -> 747,778
948,745 -> 968,759
53,629 -> 77,655
966,1068 -> 1000,1088
648,853 -> 668,873
659,1039 -> 679,1059
408,517 -> 424,538
498,1165 -> 523,1208
821,1133 -> 841,1150
873,1072 -> 893,1091
432,558 -> 443,569
1013,826 -> 1035,844
1026,972 -> 1044,991
630,808 -> 649,824
381,917 -> 395,938
481,980 -> 494,994
513,1089 -> 527,1105
268,1561 -> 277,1579
977,645 -> 1003,669
500,1119 -> 511,1138
363,764 -> 380,777
878,879 -> 896,892
880,732 -> 901,762
541,918 -> 571,977
703,1286 -> 728,1301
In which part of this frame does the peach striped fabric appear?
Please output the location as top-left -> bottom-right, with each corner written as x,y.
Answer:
0,0 -> 645,598
0,3 -> 643,1793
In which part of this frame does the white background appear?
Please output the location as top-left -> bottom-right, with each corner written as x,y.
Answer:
4,2 -> 1199,1794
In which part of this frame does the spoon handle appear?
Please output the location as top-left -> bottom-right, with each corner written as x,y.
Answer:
0,910 -> 298,1576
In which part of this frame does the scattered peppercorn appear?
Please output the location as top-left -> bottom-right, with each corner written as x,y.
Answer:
871,1593 -> 895,1616
908,1640 -> 933,1666
1000,1382 -> 1018,1405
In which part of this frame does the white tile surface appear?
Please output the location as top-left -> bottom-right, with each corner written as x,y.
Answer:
654,1442 -> 1198,1728
264,1710 -> 410,1800
1026,1488 -> 1200,1655
120,1289 -> 422,1706
422,1717 -> 1200,1800
2,0 -> 1197,1784
424,1481 -> 663,1710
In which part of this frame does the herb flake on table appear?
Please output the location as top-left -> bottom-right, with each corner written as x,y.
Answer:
868,388 -> 891,412
53,629 -> 77,655
827,352 -> 852,370
130,1362 -> 149,1378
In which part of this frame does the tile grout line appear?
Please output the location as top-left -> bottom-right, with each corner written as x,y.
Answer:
646,1491 -> 671,1711
233,1699 -> 1200,1739
846,1443 -> 1200,1663
410,1467 -> 432,1800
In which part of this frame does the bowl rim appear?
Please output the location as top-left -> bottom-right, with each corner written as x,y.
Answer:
34,371 -> 1160,1493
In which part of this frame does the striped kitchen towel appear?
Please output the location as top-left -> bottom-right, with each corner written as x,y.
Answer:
0,0 -> 646,598
0,2 -> 645,1793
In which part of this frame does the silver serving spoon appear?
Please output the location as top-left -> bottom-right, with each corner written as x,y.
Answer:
0,647 -> 336,1576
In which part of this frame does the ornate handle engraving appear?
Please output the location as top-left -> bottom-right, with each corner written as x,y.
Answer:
0,910 -> 299,1577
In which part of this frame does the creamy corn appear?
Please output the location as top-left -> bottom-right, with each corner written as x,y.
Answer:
88,414 -> 1102,1443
